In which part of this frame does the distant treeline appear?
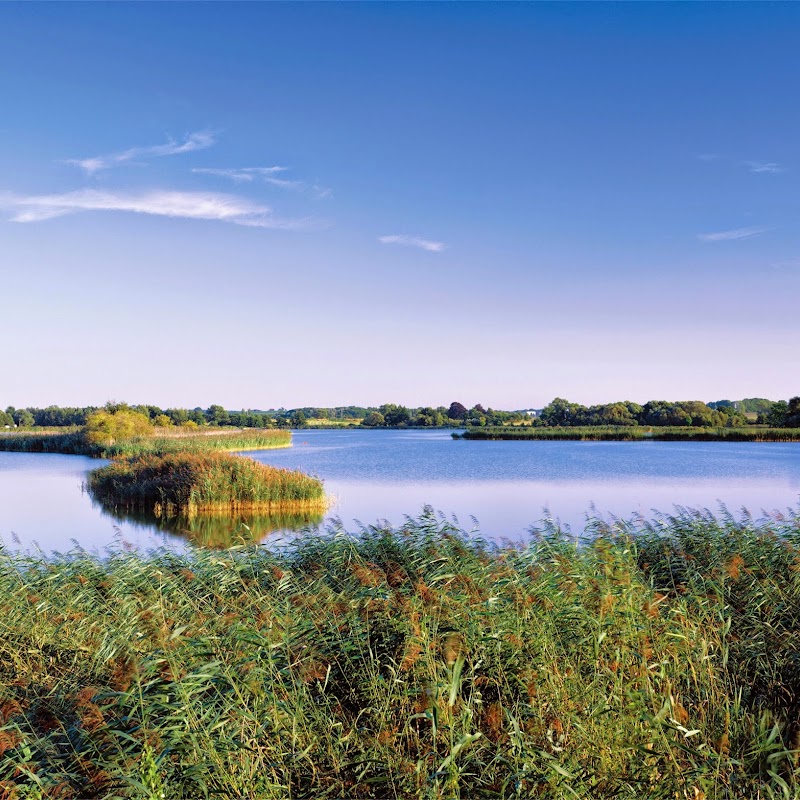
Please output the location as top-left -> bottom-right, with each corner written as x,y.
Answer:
0,402 -> 526,429
2,397 -> 798,429
531,397 -> 800,428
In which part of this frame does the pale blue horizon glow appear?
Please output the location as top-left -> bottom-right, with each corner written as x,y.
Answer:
1,3 -> 798,410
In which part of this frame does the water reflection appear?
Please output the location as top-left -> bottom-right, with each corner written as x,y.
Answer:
96,505 -> 327,549
2,433 -> 800,553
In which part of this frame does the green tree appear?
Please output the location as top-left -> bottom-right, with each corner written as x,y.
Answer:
167,408 -> 190,426
380,404 -> 411,426
414,407 -> 443,426
14,409 -> 35,427
362,411 -> 385,427
540,398 -> 587,427
761,401 -> 788,427
205,405 -> 230,426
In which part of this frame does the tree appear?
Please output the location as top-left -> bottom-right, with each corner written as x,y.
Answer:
414,407 -> 444,427
380,404 -> 411,427
787,397 -> 800,427
761,401 -> 788,427
589,403 -> 638,426
540,398 -> 587,427
167,408 -> 190,426
13,409 -> 35,427
362,411 -> 385,427
291,410 -> 307,428
448,402 -> 468,421
84,408 -> 153,446
205,405 -> 230,426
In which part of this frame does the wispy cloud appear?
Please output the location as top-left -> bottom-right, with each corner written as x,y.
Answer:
2,189 -> 312,229
697,154 -> 786,174
194,166 -> 332,198
744,160 -> 784,174
192,166 -> 288,182
65,131 -> 215,175
379,234 -> 446,253
697,226 -> 770,242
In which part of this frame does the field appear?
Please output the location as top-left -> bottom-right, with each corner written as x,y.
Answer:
457,426 -> 800,442
2,508 -> 800,798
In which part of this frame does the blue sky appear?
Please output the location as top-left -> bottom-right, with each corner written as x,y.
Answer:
1,3 -> 798,409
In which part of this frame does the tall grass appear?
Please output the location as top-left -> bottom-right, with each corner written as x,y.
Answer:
458,425 -> 800,442
2,508 -> 800,797
88,451 -> 326,518
0,427 -> 292,458
0,429 -> 91,454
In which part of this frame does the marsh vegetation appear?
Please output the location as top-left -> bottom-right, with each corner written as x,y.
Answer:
88,451 -> 326,520
457,426 -> 800,442
2,509 -> 800,797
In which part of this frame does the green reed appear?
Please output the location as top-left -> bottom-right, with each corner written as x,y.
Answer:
0,429 -> 91,454
0,427 -> 291,458
104,428 -> 292,458
88,451 -> 325,518
2,507 -> 800,798
458,425 -> 800,442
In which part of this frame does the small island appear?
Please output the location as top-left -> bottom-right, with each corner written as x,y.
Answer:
0,405 -> 326,527
88,450 -> 325,520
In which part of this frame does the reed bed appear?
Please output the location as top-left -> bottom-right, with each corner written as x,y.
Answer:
2,508 -> 800,798
104,428 -> 292,458
88,451 -> 325,518
0,429 -> 90,454
0,428 -> 291,458
458,426 -> 800,442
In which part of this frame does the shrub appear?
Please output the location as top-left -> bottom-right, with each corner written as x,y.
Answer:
84,408 -> 153,446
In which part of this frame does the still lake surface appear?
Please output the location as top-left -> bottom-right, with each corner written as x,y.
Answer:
1,429 -> 799,553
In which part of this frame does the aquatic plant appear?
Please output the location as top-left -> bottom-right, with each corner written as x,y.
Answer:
2,508 -> 800,797
457,425 -> 800,442
88,450 -> 325,518
0,427 -> 292,458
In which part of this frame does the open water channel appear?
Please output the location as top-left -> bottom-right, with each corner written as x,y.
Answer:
1,429 -> 799,553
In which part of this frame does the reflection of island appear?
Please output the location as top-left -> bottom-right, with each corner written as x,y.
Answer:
85,450 -> 328,548
93,504 -> 326,548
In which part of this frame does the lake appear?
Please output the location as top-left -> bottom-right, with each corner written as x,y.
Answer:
1,429 -> 799,553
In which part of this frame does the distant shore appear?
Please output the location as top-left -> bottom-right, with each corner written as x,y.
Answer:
455,425 -> 800,442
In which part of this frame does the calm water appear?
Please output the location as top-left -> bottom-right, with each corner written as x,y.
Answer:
1,429 -> 799,552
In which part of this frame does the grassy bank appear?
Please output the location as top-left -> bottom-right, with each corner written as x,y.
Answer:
88,451 -> 325,519
2,509 -> 800,797
0,427 -> 291,458
457,425 -> 800,442
0,428 -> 90,454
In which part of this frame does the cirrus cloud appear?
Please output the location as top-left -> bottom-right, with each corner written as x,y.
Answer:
192,166 -> 288,182
65,131 -> 216,175
194,166 -> 332,198
2,188 -> 313,229
697,226 -> 770,242
379,234 -> 446,252
744,160 -> 784,174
